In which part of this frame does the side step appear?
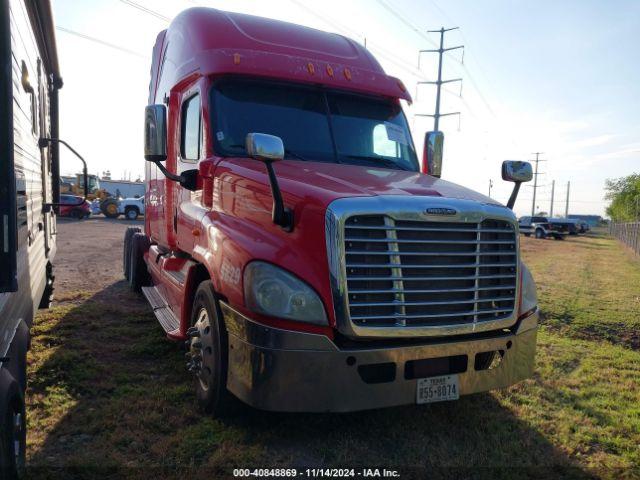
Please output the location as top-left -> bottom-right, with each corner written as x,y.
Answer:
141,285 -> 180,335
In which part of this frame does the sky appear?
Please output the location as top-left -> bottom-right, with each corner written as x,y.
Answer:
50,0 -> 640,217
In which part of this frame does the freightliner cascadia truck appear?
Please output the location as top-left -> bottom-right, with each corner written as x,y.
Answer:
125,7 -> 538,416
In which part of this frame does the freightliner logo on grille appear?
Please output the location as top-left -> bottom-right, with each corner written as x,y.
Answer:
425,207 -> 457,216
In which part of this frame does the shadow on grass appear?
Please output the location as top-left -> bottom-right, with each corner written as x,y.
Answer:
26,283 -> 596,480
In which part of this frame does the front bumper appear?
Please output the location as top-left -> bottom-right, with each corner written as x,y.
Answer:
221,302 -> 538,413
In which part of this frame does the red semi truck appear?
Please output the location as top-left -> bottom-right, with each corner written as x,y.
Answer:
125,7 -> 539,415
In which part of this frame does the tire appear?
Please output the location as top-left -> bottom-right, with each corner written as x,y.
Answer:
535,228 -> 545,239
125,207 -> 139,221
100,198 -> 120,219
123,227 -> 141,281
188,281 -> 237,417
0,374 -> 26,480
128,233 -> 151,292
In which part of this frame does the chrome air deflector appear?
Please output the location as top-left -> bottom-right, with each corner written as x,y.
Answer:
326,196 -> 520,338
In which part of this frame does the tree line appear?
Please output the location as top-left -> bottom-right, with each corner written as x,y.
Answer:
606,173 -> 640,222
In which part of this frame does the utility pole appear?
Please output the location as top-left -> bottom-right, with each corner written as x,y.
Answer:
549,180 -> 555,217
565,181 -> 570,218
488,179 -> 493,198
415,27 -> 463,130
530,152 -> 546,216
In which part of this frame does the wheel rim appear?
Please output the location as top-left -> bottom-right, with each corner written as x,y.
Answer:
190,307 -> 215,392
127,211 -> 136,219
107,204 -> 118,216
12,409 -> 23,469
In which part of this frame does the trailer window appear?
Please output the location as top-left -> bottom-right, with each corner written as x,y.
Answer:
181,94 -> 201,161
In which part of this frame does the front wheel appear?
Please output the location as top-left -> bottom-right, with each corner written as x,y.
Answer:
187,281 -> 237,417
535,228 -> 546,239
101,198 -> 120,219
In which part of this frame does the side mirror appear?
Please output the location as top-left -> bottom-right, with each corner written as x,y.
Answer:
422,131 -> 444,178
502,161 -> 533,183
501,160 -> 533,210
246,133 -> 284,162
143,104 -> 197,191
144,104 -> 167,162
245,133 -> 292,231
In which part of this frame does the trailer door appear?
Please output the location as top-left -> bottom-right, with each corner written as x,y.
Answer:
0,0 -> 17,293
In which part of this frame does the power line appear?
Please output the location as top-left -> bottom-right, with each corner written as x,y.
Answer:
55,26 -> 148,58
287,0 -> 444,87
374,0 -> 497,119
119,0 -> 171,22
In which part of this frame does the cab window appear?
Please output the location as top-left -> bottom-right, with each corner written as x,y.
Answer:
181,94 -> 201,161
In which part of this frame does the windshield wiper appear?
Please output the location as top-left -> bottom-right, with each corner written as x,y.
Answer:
341,154 -> 410,171
284,149 -> 309,162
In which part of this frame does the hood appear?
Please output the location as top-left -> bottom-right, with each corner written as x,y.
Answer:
224,159 -> 502,208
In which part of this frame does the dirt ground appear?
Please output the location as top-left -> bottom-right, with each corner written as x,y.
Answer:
24,219 -> 640,479
53,217 -> 143,293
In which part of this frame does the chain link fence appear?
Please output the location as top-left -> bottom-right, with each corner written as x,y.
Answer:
610,222 -> 640,255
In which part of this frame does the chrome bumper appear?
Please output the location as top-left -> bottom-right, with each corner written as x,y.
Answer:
221,302 -> 537,413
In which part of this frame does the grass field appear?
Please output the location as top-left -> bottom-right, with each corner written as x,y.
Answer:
26,227 -> 640,479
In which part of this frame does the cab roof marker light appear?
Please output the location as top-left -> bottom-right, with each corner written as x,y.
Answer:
233,53 -> 241,65
326,64 -> 334,77
307,62 -> 315,75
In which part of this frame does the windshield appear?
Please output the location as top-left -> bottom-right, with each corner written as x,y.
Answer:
211,80 -> 419,172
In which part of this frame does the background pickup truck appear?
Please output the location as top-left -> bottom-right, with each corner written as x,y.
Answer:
550,218 -> 580,235
91,197 -> 145,220
518,216 -> 569,240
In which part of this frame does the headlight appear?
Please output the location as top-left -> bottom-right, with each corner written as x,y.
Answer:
244,262 -> 328,325
519,262 -> 537,317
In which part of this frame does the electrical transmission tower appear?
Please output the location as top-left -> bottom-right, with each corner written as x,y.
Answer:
415,27 -> 463,131
529,152 -> 547,216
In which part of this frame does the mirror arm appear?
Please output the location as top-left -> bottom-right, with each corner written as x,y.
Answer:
151,159 -> 182,183
264,160 -> 293,231
151,160 -> 199,192
507,181 -> 522,210
39,137 -> 88,208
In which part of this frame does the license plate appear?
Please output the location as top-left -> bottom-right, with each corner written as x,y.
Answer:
416,374 -> 460,404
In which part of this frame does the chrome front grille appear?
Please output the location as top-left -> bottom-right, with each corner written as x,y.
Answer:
343,215 -> 517,329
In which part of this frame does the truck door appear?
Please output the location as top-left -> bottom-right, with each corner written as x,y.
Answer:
0,0 -> 17,292
174,91 -> 203,252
